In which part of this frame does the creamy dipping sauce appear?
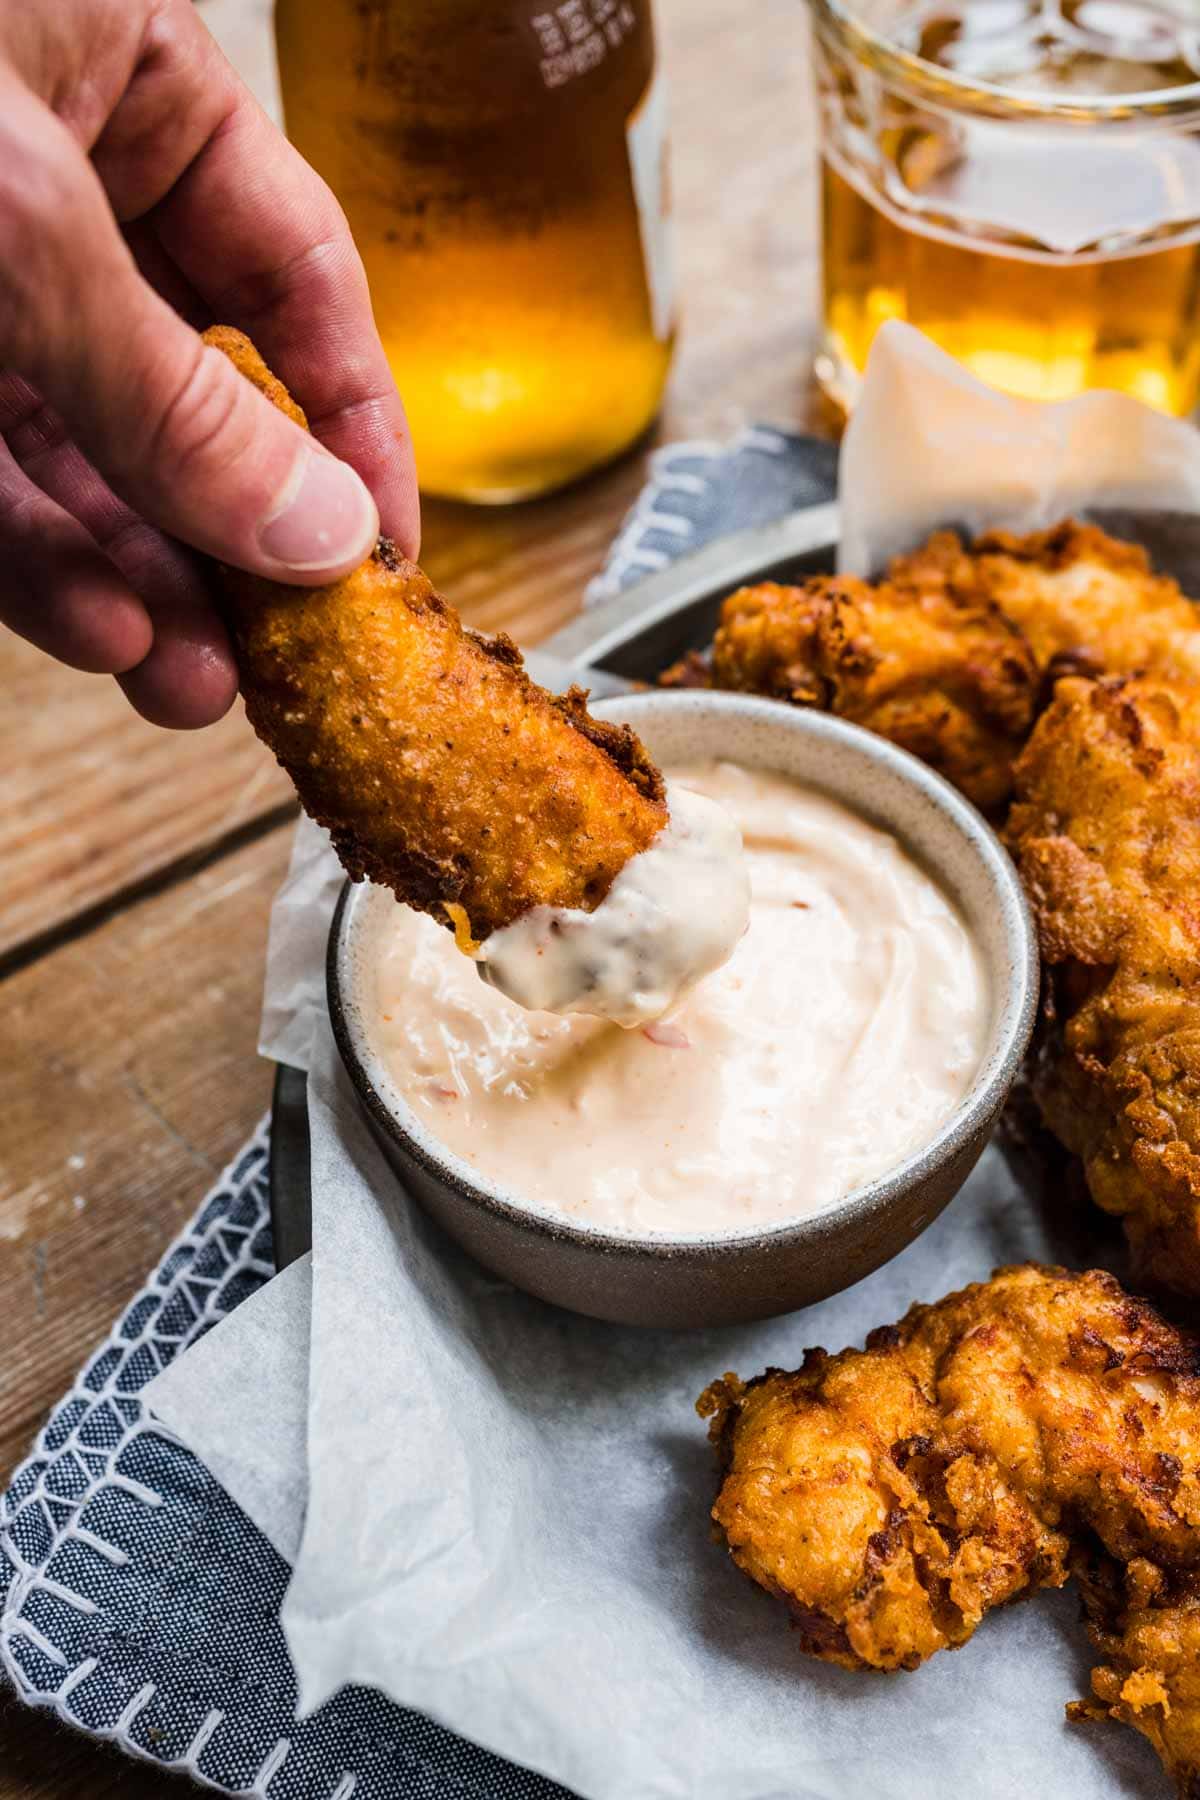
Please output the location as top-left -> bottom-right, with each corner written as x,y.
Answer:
477,782 -> 750,1028
363,761 -> 989,1236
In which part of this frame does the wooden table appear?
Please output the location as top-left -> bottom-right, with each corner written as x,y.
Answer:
0,0 -> 824,1789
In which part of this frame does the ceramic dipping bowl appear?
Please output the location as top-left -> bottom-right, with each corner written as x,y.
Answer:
328,690 -> 1038,1329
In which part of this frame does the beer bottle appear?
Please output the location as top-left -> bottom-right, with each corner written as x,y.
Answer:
275,0 -> 676,502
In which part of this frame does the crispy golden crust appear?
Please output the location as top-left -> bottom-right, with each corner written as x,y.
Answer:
203,327 -> 666,940
691,521 -> 1200,816
1006,676 -> 1200,1294
894,521 -> 1200,687
700,1263 -> 1200,1789
1073,1554 -> 1200,1799
203,325 -> 309,430
707,574 -> 1037,814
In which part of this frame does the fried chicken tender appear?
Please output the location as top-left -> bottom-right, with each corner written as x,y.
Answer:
1073,1552 -> 1200,1798
203,326 -> 666,942
675,520 -> 1200,815
894,521 -> 1200,687
706,574 -> 1038,813
699,1263 -> 1200,1793
1006,676 -> 1200,1295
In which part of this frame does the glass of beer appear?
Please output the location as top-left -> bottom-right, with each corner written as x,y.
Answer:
274,1 -> 675,503
810,0 -> 1200,414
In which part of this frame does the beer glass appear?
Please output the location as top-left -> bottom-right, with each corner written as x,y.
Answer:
811,0 -> 1200,414
275,1 -> 675,502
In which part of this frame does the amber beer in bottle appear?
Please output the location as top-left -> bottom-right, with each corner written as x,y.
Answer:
274,0 -> 675,501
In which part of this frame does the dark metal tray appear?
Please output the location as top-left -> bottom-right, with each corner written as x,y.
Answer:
268,500 -> 1200,1268
543,500 -> 841,679
269,1063 -> 312,1271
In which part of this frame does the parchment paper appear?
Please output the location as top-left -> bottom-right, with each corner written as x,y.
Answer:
839,320 -> 1200,573
257,813 -> 344,1072
152,1255 -> 312,1565
149,322 -> 1200,1799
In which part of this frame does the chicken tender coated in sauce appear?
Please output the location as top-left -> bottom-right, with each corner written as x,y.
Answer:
705,573 -> 1037,814
1006,674 -> 1200,1297
699,1263 -> 1200,1795
204,327 -> 666,944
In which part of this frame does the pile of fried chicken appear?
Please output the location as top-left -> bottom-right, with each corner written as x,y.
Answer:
669,521 -> 1200,1294
682,522 -> 1200,1794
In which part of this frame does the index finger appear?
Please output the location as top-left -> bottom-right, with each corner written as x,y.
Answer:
128,30 -> 418,554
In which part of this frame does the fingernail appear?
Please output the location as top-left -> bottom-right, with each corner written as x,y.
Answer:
258,445 -> 378,574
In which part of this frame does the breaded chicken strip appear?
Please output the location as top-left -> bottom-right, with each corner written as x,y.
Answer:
893,521 -> 1200,687
699,1264 -> 1200,1793
704,574 -> 1037,813
1006,676 -> 1200,1295
203,327 -> 666,944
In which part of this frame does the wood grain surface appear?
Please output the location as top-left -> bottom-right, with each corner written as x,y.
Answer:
0,0 -> 822,1791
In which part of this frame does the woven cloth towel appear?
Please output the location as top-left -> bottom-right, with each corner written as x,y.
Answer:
0,430 -> 837,1799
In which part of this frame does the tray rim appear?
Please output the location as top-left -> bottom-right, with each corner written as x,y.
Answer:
540,500 -> 841,667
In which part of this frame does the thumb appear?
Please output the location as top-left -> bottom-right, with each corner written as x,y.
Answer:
53,299 -> 379,585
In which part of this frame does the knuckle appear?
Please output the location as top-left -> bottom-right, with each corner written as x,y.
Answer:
5,395 -> 70,465
0,129 -> 77,230
146,342 -> 258,484
90,504 -> 154,564
0,370 -> 44,432
211,228 -> 356,326
0,470 -> 38,536
139,0 -> 192,70
0,102 -> 91,364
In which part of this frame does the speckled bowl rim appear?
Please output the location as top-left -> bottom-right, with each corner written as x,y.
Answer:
328,691 -> 1039,1261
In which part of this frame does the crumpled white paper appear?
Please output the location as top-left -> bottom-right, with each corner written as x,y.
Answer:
152,1029 -> 1157,1800
257,813 -> 345,1072
148,323 -> 1200,1800
839,320 -> 1200,574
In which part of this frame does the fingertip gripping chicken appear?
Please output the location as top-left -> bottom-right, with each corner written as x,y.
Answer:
203,328 -> 748,1026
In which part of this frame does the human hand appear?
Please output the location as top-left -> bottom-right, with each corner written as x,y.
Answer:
0,0 -> 419,727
